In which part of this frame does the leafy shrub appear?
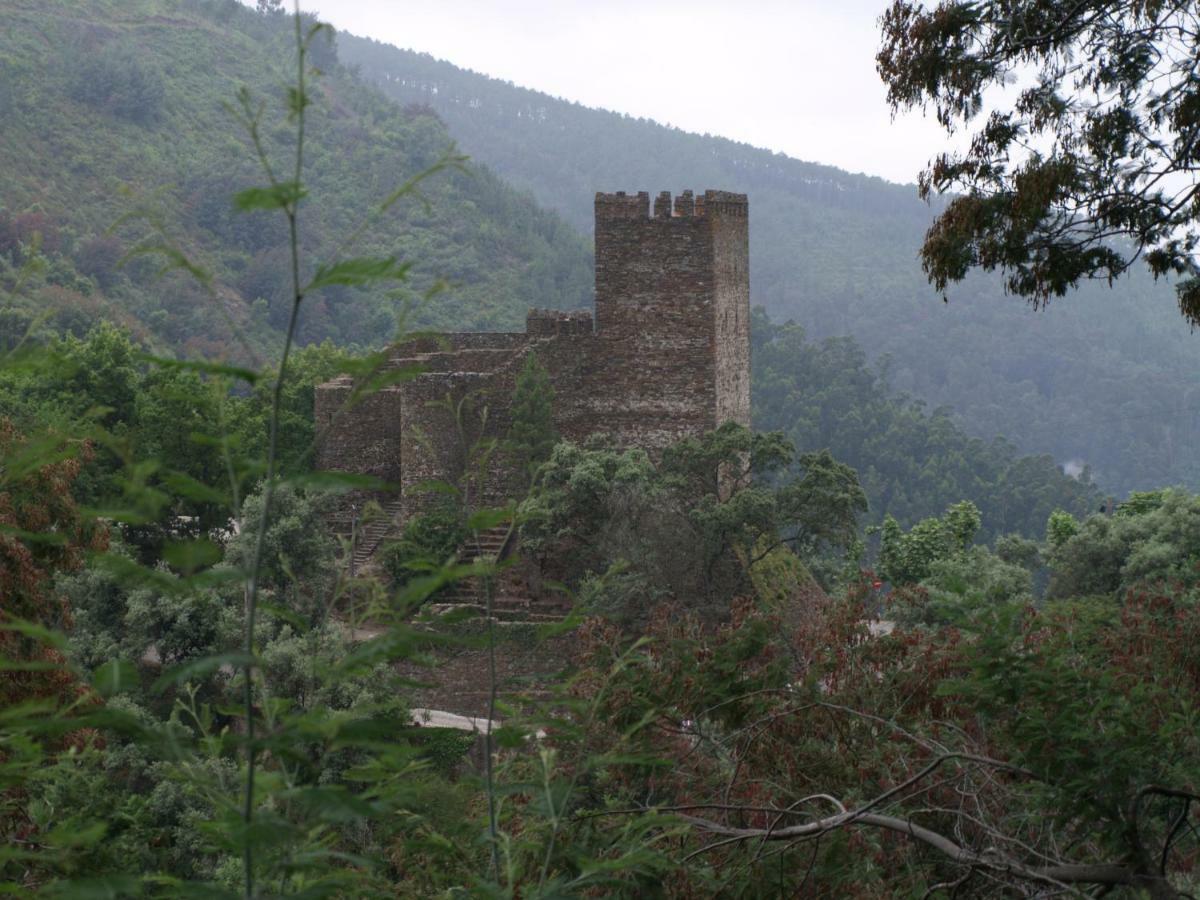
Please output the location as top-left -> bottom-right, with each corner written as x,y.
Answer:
379,507 -> 467,587
878,500 -> 981,586
225,482 -> 338,620
1047,489 -> 1200,598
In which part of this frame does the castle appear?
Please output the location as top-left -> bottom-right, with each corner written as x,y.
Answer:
314,189 -> 750,545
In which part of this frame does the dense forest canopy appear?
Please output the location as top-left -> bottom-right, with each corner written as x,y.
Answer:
751,311 -> 1099,538
0,0 -> 591,361
339,32 -> 1200,497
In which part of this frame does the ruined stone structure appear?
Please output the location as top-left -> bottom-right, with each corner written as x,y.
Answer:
314,189 -> 750,541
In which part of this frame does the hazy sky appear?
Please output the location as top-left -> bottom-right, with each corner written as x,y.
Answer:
303,1 -> 953,185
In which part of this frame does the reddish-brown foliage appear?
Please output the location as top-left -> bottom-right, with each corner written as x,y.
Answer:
0,420 -> 108,707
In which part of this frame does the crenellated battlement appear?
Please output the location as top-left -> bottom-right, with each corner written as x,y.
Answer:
595,189 -> 748,221
526,307 -> 594,336
594,190 -> 650,219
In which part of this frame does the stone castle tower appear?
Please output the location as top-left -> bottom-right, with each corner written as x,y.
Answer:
314,189 -> 750,538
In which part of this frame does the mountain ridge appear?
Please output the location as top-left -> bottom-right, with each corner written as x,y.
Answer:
339,31 -> 1200,496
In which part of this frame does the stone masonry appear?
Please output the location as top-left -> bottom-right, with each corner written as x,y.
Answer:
314,189 -> 750,537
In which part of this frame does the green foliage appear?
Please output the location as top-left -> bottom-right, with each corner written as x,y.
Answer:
776,449 -> 868,560
893,545 -> 1034,627
227,339 -> 359,476
67,42 -> 166,126
1117,488 -> 1169,517
879,1 -> 1200,316
412,727 -> 475,778
506,351 -> 558,480
521,424 -> 865,623
1047,488 -> 1200,599
993,531 -> 1041,570
1046,508 -> 1080,549
225,480 -> 337,611
949,591 -> 1200,864
379,507 -> 467,587
0,0 -> 591,356
878,500 -> 981,586
753,311 -> 1099,540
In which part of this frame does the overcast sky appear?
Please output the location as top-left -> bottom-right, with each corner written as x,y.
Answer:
302,0 -> 954,185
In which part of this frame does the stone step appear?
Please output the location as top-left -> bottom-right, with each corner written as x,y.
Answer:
424,601 -> 567,624
345,499 -> 405,569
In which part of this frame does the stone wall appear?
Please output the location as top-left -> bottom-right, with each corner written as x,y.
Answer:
314,379 -> 404,487
590,188 -> 750,449
710,192 -> 752,430
314,188 -> 751,530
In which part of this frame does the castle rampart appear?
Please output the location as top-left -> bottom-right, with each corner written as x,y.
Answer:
314,189 -> 750,534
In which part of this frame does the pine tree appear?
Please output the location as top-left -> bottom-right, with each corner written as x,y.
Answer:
507,352 -> 558,481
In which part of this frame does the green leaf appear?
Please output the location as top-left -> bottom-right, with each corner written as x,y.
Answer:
91,660 -> 137,698
284,470 -> 393,493
0,618 -> 69,651
153,652 -> 256,693
0,523 -> 68,546
136,352 -> 259,384
122,242 -> 214,288
162,538 -> 223,574
147,883 -> 237,900
467,507 -> 513,532
44,874 -> 140,899
90,552 -> 184,595
259,601 -> 308,633
160,471 -> 230,507
233,181 -> 305,212
307,256 -> 411,291
287,784 -> 377,823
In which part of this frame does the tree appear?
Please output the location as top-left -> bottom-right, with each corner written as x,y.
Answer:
519,424 -> 867,623
505,351 -> 557,482
573,580 -> 1200,897
1045,488 -> 1200,598
225,482 -> 337,622
68,43 -> 166,126
878,499 -> 981,585
878,1 -> 1200,322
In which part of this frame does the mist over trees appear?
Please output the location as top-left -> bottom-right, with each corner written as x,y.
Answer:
340,31 -> 1200,497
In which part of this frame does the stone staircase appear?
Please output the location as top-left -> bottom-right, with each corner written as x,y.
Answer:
425,596 -> 570,625
348,499 -> 404,574
435,525 -> 514,606
429,526 -> 571,626
336,504 -> 572,627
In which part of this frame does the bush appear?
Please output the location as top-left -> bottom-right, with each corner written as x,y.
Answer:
379,507 -> 467,587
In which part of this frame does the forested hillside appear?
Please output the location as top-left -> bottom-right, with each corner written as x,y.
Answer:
340,34 -> 1200,497
0,0 -> 590,360
751,312 -> 1099,539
